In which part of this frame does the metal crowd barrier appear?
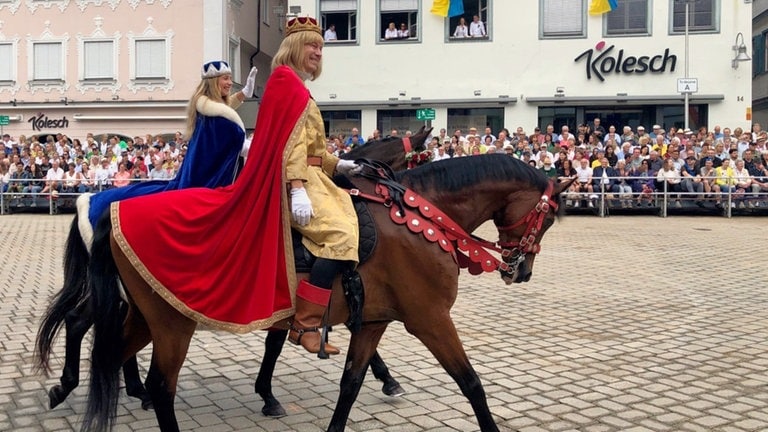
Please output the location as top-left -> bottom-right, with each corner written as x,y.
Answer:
567,174 -> 768,218
1,177 -> 170,215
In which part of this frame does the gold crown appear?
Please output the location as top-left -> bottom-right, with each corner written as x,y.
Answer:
285,16 -> 322,37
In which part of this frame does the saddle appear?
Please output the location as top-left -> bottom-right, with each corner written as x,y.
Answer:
291,174 -> 378,273
291,173 -> 378,333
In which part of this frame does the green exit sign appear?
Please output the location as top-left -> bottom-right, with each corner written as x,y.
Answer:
0,115 -> 9,126
416,108 -> 435,121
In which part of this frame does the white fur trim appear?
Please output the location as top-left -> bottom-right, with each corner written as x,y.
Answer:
76,193 -> 94,253
196,96 -> 245,131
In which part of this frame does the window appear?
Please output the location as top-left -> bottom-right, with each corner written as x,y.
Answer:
0,43 -> 13,82
321,110 -> 361,137
377,109 -> 421,135
447,0 -> 489,41
671,0 -> 717,34
262,0 -> 270,25
83,40 -> 114,80
447,108 -> 503,137
320,0 -> 358,42
541,0 -> 585,38
755,32 -> 767,77
228,38 -> 240,82
135,39 -> 167,79
379,0 -> 418,42
33,42 -> 62,81
606,0 -> 649,36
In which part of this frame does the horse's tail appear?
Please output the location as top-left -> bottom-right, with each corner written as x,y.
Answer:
82,212 -> 122,432
33,215 -> 90,375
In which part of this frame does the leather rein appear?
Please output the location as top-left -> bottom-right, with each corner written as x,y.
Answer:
345,160 -> 557,277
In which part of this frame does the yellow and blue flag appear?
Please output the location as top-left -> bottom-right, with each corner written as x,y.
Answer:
589,0 -> 618,15
431,0 -> 465,18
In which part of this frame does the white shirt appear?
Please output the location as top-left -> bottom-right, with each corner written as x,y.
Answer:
45,167 -> 64,181
398,28 -> 409,38
94,167 -> 112,184
575,166 -> 592,183
453,25 -> 468,38
323,29 -> 337,41
384,28 -> 399,39
469,20 -> 486,37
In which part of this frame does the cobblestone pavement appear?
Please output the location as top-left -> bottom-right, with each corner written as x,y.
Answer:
1,214 -> 767,432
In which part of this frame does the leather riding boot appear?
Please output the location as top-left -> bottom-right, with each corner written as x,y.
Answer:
288,280 -> 340,356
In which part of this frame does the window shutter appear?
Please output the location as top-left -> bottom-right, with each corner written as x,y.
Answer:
380,0 -> 417,12
0,44 -> 11,81
543,0 -> 583,36
136,40 -> 166,78
84,41 -> 114,79
33,42 -> 62,80
321,0 -> 356,12
754,34 -> 765,77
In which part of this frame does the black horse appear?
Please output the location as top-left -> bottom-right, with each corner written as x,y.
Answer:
34,127 -> 431,415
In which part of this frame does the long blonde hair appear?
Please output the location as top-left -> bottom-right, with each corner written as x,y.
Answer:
184,76 -> 230,140
271,30 -> 323,80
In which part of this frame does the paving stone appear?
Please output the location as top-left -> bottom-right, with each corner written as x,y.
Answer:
3,215 -> 768,431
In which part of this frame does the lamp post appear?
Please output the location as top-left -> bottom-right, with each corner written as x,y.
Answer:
681,0 -> 695,131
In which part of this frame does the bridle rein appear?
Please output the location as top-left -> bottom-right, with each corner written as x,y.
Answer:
492,182 -> 557,278
347,160 -> 557,279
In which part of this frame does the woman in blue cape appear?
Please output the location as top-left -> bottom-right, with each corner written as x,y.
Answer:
78,61 -> 257,248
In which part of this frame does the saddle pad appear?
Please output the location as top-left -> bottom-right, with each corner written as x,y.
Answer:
292,199 -> 377,272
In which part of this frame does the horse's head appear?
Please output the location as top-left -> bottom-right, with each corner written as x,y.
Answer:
342,126 -> 432,171
493,177 -> 575,284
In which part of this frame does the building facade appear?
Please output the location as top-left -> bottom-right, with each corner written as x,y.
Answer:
0,0 -> 287,141
290,0 -> 753,138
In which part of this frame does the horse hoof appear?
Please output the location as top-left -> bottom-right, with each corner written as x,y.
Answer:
48,385 -> 71,409
141,398 -> 154,411
261,403 -> 287,418
382,381 -> 406,398
126,387 -> 153,410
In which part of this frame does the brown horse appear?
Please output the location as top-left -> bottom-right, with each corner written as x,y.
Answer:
83,154 -> 574,432
34,127 -> 431,414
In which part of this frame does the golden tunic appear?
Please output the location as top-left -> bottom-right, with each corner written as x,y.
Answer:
284,98 -> 359,262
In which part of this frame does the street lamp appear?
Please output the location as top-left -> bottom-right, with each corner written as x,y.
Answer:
680,0 -> 696,131
732,32 -> 751,69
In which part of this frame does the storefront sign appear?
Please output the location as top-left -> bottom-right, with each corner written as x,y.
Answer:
28,112 -> 69,131
574,41 -> 677,82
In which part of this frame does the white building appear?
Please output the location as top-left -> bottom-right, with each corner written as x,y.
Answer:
0,0 -> 288,141
293,0 -> 753,138
0,0 -> 754,142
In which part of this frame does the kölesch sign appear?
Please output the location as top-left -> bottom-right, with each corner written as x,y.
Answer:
28,112 -> 69,132
574,41 -> 677,82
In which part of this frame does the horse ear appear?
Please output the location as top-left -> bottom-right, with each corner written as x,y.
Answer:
552,178 -> 575,196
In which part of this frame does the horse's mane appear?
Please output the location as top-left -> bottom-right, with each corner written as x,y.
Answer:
343,126 -> 430,160
397,154 -> 550,193
344,136 -> 402,159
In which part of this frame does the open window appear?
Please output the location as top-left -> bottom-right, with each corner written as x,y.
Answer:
380,0 -> 419,42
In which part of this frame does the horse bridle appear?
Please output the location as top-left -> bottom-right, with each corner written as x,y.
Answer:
493,182 -> 557,278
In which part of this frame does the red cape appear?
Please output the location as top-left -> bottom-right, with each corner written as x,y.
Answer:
112,66 -> 305,332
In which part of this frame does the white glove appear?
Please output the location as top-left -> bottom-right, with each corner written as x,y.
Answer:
290,187 -> 314,226
336,159 -> 362,175
241,67 -> 258,98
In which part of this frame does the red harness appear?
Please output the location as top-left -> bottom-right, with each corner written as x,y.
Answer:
346,181 -> 557,276
402,136 -> 412,154
495,182 -> 557,254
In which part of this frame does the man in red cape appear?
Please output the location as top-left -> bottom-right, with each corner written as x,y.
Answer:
111,65 -> 307,332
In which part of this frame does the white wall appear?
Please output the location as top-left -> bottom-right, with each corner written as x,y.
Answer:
294,1 -> 752,133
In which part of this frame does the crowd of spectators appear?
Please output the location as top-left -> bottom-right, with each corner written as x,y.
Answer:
4,120 -> 768,212
327,120 -> 768,210
1,132 -> 187,205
